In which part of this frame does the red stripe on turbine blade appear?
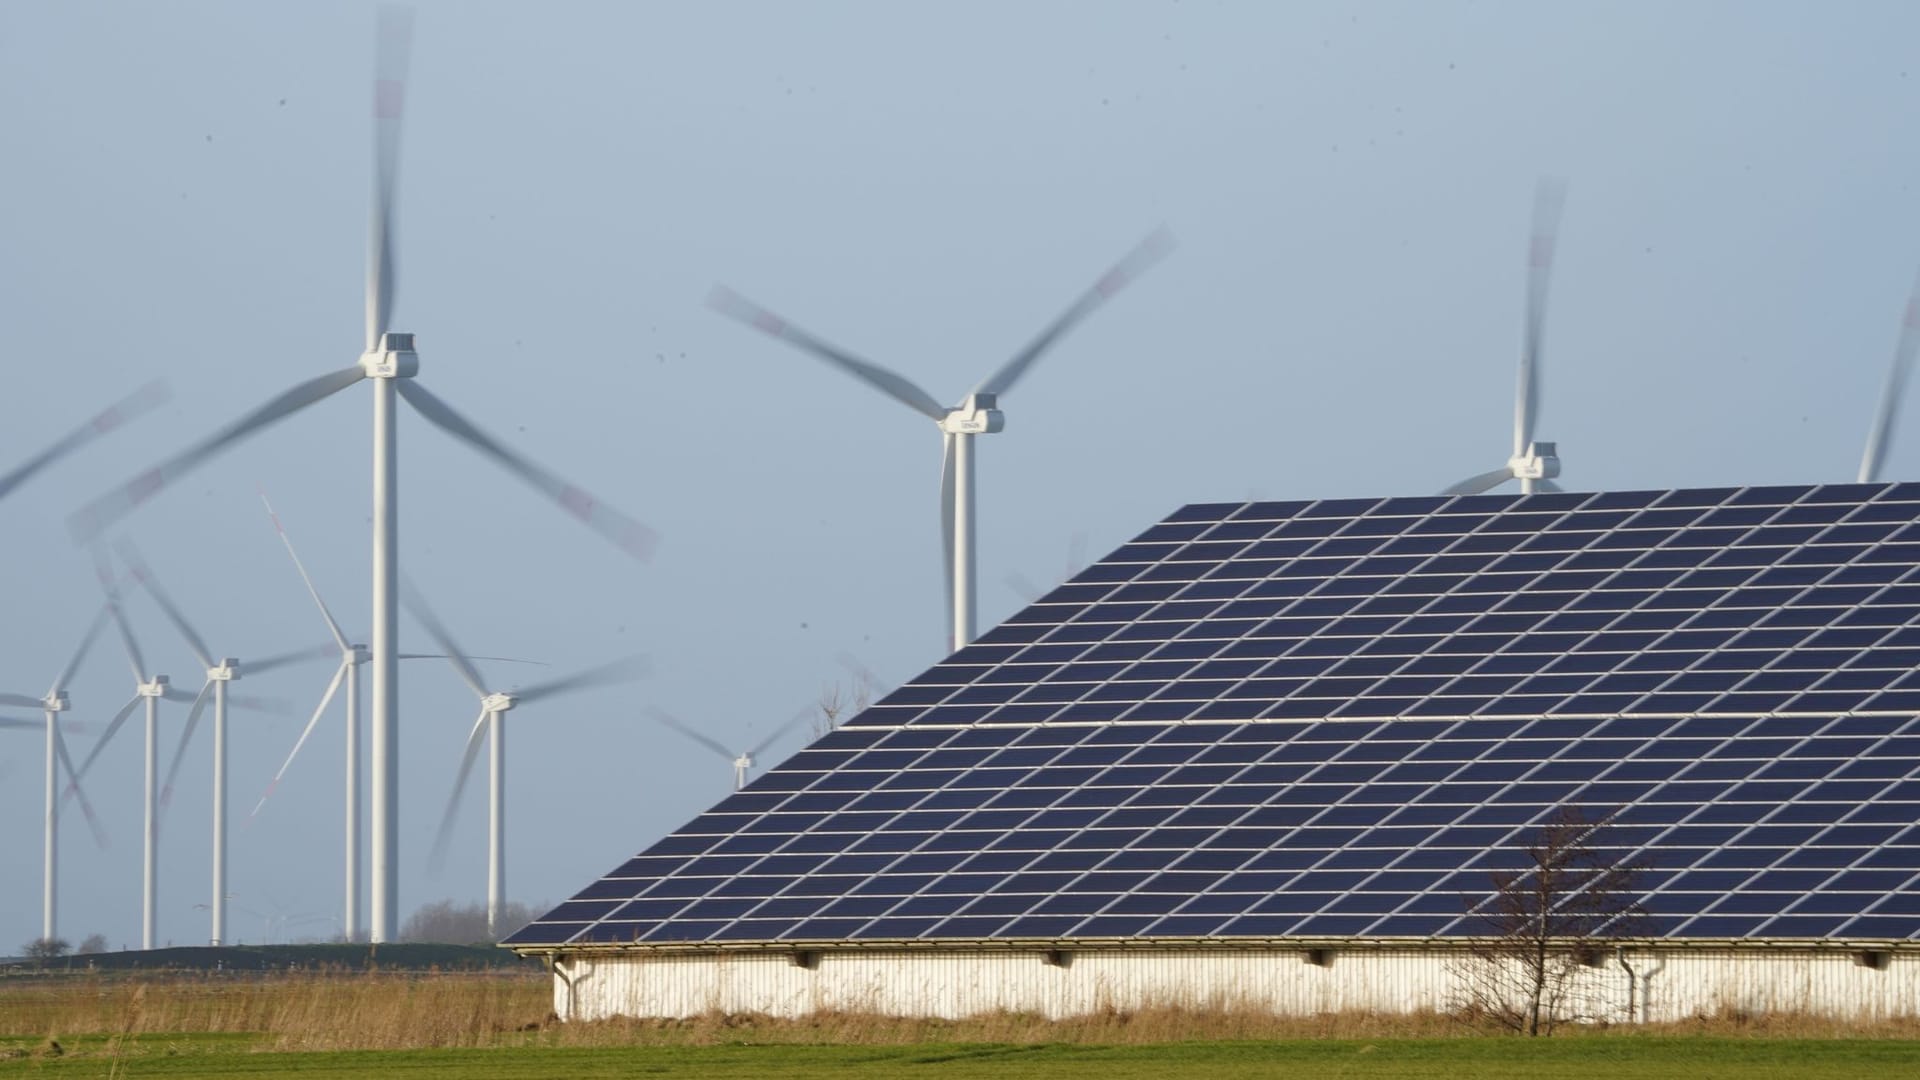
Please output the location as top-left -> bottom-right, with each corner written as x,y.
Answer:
1905,298 -> 1919,330
558,486 -> 595,522
129,467 -> 166,505
374,79 -> 405,119
751,311 -> 786,335
620,523 -> 661,561
92,407 -> 124,433
1530,235 -> 1555,269
1095,268 -> 1127,297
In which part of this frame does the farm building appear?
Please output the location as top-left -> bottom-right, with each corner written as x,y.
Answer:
506,483 -> 1920,1022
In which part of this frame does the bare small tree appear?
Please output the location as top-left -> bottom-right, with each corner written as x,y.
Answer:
76,934 -> 108,955
812,679 -> 872,740
22,937 -> 70,967
1458,805 -> 1650,1036
400,899 -> 542,944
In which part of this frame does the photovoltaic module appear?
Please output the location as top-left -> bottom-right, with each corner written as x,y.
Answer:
509,482 -> 1920,948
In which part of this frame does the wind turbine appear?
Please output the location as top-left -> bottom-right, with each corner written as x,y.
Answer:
250,492 -> 540,942
65,5 -> 657,943
1442,179 -> 1570,497
408,582 -> 647,940
0,609 -> 112,943
709,229 -> 1174,654
0,381 -> 168,505
1857,272 -> 1920,483
67,561 -> 175,950
115,541 -> 320,947
649,705 -> 807,791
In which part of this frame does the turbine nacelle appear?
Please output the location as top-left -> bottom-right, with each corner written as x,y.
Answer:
137,675 -> 170,698
1509,441 -> 1561,482
43,690 -> 71,713
359,332 -> 419,379
350,643 -> 370,665
482,691 -> 516,714
940,393 -> 1004,436
209,659 -> 239,683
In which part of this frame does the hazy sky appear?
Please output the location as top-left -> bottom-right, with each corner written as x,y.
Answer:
4,0 -> 1920,950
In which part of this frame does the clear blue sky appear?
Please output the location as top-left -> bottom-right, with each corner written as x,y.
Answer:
3,0 -> 1918,949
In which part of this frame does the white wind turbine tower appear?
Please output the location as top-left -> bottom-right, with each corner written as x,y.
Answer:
0,381 -> 168,505
250,492 -> 540,941
67,5 -> 657,943
1857,272 -> 1920,483
710,230 -> 1174,654
115,542 -> 318,947
1442,180 -> 1571,497
408,584 -> 648,940
0,608 -> 112,943
649,706 -> 807,792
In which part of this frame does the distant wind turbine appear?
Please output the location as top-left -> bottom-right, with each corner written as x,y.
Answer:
710,229 -> 1174,653
1443,179 -> 1569,497
408,582 -> 648,940
0,608 -> 112,943
65,5 -> 657,943
650,705 -> 808,792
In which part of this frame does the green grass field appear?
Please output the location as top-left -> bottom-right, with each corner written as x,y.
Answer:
4,1035 -> 1920,1079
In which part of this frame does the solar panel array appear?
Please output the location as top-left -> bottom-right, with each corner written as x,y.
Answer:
509,483 -> 1920,949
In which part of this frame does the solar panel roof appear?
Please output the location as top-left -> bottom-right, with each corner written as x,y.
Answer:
509,483 -> 1920,949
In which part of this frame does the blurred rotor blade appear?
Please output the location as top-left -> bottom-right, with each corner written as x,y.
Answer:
52,725 -> 109,849
940,431 -> 956,642
0,380 -> 171,503
0,693 -> 41,709
1004,571 -> 1043,604
251,661 -> 348,820
95,554 -> 149,683
1441,467 -> 1514,497
1535,478 -> 1565,493
246,643 -> 340,676
428,708 -> 491,874
261,492 -> 351,652
977,227 -> 1176,398
217,692 -> 290,715
1859,270 -> 1920,483
116,539 -> 215,670
1516,178 -> 1566,460
747,707 -> 810,758
68,694 -> 142,794
367,2 -> 413,350
396,380 -> 660,561
51,604 -> 113,696
648,706 -> 735,763
398,579 -> 489,700
68,367 -> 368,544
512,654 -> 649,706
706,285 -> 948,420
0,716 -> 37,730
159,682 -> 213,814
835,651 -> 884,695
398,653 -> 546,665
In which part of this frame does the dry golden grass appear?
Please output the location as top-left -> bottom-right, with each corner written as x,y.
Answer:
2,970 -> 1917,1054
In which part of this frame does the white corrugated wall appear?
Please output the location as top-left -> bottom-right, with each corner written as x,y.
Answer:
547,947 -> 1920,1022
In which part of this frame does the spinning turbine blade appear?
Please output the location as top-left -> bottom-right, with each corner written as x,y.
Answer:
747,708 -> 809,758
51,605 -> 112,697
511,655 -> 649,705
367,2 -> 413,350
1516,178 -> 1566,459
0,692 -> 40,708
395,380 -> 660,561
977,226 -> 1177,398
52,724 -> 109,849
0,380 -> 171,503
252,660 -> 348,819
68,367 -> 368,544
1442,467 -> 1516,497
159,682 -> 214,812
68,694 -> 142,792
98,568 -> 149,684
246,643 -> 339,676
649,706 -> 736,763
1859,271 -> 1920,483
428,708 -> 491,871
0,716 -> 36,730
117,540 -> 215,670
260,493 -> 352,651
399,580 -> 489,700
707,285 -> 949,420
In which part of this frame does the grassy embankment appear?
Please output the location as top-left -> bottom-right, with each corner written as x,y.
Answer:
2,967 -> 1918,1078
